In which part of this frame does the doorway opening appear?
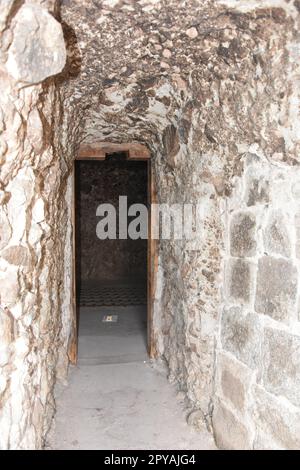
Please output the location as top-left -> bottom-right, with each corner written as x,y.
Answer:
69,143 -> 155,365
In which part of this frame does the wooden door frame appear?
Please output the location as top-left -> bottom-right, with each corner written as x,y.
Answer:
68,142 -> 157,364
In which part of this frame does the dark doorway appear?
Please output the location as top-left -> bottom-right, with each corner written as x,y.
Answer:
73,153 -> 148,364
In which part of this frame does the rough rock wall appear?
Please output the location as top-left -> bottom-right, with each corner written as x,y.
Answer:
1,0 -> 300,451
214,153 -> 300,449
0,0 -> 67,449
76,157 -> 147,283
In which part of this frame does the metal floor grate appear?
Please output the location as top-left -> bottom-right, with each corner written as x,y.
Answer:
78,283 -> 147,307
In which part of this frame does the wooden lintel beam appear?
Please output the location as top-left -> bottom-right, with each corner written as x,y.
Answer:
77,142 -> 151,161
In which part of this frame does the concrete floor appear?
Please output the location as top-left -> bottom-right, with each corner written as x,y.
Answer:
48,306 -> 216,450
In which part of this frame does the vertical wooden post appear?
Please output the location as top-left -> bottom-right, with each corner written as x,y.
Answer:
147,160 -> 158,358
68,161 -> 78,364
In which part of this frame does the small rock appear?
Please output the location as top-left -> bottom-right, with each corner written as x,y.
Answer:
186,27 -> 198,39
165,40 -> 173,48
176,390 -> 186,401
6,4 -> 66,84
187,409 -> 207,432
160,61 -> 170,69
163,48 -> 172,59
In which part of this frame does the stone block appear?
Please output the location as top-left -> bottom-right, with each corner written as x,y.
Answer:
245,174 -> 269,207
221,307 -> 261,370
6,4 -> 66,83
255,256 -> 297,322
230,212 -> 256,257
253,385 -> 300,450
215,352 -> 253,414
262,327 -> 300,407
212,399 -> 252,449
263,210 -> 291,257
227,259 -> 254,304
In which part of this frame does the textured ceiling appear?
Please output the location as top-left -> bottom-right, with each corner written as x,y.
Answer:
59,0 -> 300,164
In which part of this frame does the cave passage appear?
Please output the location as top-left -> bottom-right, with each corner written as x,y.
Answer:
3,0 -> 300,451
75,153 -> 148,363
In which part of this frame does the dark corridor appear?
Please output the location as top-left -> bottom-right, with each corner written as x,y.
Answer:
75,153 -> 148,308
74,152 -> 149,365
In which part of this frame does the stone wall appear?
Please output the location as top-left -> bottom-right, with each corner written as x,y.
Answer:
76,157 -> 147,284
214,152 -> 300,449
0,0 -> 68,449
